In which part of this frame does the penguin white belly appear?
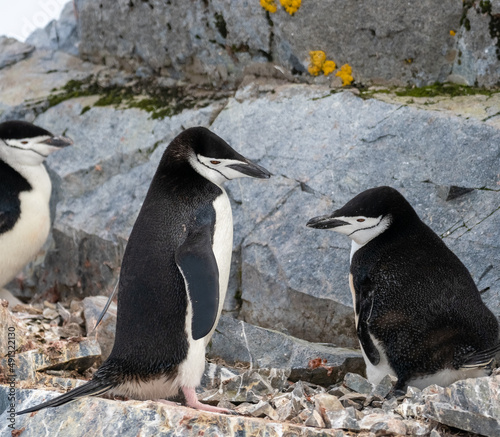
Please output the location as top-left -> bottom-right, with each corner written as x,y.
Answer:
407,367 -> 490,390
178,191 -> 233,390
208,191 -> 233,335
0,166 -> 51,287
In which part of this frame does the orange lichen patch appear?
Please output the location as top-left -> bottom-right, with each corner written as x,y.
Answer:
260,0 -> 278,13
280,0 -> 301,15
308,50 -> 337,76
336,63 -> 354,86
450,30 -> 456,36
322,60 -> 336,75
308,357 -> 334,376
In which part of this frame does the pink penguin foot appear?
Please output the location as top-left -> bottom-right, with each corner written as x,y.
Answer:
182,387 -> 233,414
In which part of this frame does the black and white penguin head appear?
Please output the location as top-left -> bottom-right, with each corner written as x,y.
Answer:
165,127 -> 271,185
0,121 -> 73,168
307,186 -> 418,245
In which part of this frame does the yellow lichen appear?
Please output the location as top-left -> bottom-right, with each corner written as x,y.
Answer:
280,0 -> 301,15
336,64 -> 354,86
308,51 -> 337,76
260,0 -> 277,13
450,30 -> 456,36
322,60 -> 336,75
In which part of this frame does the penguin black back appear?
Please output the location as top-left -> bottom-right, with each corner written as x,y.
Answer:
308,186 -> 500,390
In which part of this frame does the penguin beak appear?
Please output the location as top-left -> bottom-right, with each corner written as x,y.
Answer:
40,136 -> 73,148
306,214 -> 349,229
227,160 -> 272,179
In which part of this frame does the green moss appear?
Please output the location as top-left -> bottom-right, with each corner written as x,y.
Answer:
214,12 -> 228,39
357,88 -> 391,99
394,83 -> 493,98
80,106 -> 91,115
480,0 -> 492,14
44,75 -> 223,120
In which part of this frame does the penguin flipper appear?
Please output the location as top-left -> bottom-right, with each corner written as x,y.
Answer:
0,198 -> 20,234
16,378 -> 113,415
175,222 -> 219,341
355,277 -> 380,366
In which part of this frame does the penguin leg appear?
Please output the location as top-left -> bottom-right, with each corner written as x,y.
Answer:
181,387 -> 231,414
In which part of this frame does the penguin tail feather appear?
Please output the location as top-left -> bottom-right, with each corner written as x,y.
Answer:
16,379 -> 113,415
461,342 -> 500,369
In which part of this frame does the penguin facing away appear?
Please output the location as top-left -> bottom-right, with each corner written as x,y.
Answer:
307,186 -> 500,391
17,126 -> 271,415
0,121 -> 72,305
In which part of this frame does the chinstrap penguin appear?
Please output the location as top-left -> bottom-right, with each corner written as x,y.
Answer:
17,126 -> 271,415
0,121 -> 72,305
307,186 -> 500,392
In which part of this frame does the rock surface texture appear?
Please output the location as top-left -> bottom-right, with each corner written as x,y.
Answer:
1,2 -> 500,436
73,0 -> 500,86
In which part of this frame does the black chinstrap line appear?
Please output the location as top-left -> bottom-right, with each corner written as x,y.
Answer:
348,216 -> 384,237
7,143 -> 48,158
196,156 -> 230,181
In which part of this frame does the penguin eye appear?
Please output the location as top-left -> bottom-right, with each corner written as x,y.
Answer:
357,218 -> 365,222
210,160 -> 221,165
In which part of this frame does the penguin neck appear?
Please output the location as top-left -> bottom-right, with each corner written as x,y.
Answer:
152,160 -> 224,198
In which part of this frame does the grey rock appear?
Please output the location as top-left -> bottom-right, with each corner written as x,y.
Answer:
0,338 -> 100,382
0,301 -> 30,357
371,374 -> 396,399
208,315 -> 364,385
74,0 -> 464,86
323,406 -> 360,431
403,419 -> 432,436
0,37 -> 34,70
198,368 -> 290,403
343,373 -> 374,395
26,2 -> 79,56
422,376 -> 500,437
304,409 -> 326,428
370,417 -> 407,436
245,400 -> 279,420
83,296 -> 117,361
0,49 -> 103,123
0,386 -> 352,437
451,3 -> 500,87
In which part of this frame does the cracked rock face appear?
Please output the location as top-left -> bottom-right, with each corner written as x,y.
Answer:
73,0 -> 468,87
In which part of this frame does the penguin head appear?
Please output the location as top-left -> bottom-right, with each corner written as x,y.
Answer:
166,127 -> 271,185
0,121 -> 73,167
307,186 -> 418,245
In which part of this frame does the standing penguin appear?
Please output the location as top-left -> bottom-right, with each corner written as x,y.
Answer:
0,121 -> 72,305
307,186 -> 500,392
17,127 -> 271,415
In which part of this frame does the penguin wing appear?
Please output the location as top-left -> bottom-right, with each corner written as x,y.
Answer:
175,221 -> 219,341
354,275 -> 381,366
0,193 -> 21,234
16,378 -> 113,415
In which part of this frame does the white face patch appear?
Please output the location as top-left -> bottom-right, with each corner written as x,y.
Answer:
330,215 -> 392,246
190,154 -> 254,186
1,136 -> 57,167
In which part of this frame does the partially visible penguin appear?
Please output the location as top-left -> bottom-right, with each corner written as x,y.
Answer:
0,121 -> 72,305
17,127 -> 271,415
307,186 -> 500,392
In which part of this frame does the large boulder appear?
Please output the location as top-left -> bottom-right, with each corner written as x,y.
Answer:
73,0 -> 500,86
